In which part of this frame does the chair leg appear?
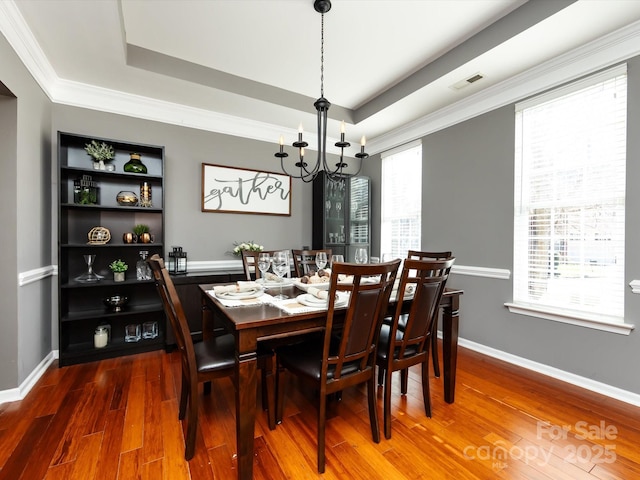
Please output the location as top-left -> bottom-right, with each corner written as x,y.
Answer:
367,376 -> 381,444
383,366 -> 393,439
275,364 -> 286,425
184,382 -> 199,460
179,374 -> 188,420
421,359 -> 432,418
377,365 -> 384,386
263,356 -> 276,430
431,320 -> 440,378
317,393 -> 327,473
400,368 -> 408,394
203,381 -> 212,395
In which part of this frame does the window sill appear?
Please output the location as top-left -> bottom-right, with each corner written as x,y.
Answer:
504,303 -> 634,335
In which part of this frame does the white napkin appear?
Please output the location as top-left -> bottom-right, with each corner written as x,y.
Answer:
391,280 -> 415,300
208,291 -> 274,308
307,286 -> 329,300
213,281 -> 260,295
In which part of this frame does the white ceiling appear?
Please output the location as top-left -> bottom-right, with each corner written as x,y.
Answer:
5,0 -> 640,155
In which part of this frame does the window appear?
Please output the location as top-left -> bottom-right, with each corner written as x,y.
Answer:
513,65 -> 626,325
381,141 -> 422,259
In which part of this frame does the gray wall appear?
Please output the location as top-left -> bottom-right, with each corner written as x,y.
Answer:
365,60 -> 640,394
0,32 -> 53,390
53,106 -> 315,261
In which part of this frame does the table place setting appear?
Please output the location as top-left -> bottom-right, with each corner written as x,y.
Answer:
208,281 -> 275,307
274,286 -> 349,314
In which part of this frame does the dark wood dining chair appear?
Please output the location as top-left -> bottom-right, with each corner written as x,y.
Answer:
406,250 -> 453,378
379,250 -> 453,386
275,259 -> 400,473
148,254 -> 274,459
376,257 -> 454,439
291,248 -> 332,277
241,249 -> 291,280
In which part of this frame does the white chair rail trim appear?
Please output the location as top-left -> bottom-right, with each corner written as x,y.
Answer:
18,265 -> 56,286
451,265 -> 510,280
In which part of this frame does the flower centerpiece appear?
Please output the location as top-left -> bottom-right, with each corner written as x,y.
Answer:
231,241 -> 263,257
84,140 -> 115,170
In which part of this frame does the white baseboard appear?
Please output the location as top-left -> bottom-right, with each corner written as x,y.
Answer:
0,350 -> 57,404
453,335 -> 640,407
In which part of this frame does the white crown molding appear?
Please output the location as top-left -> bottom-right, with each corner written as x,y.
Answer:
3,2 -> 640,154
368,19 -> 640,155
0,0 -> 57,98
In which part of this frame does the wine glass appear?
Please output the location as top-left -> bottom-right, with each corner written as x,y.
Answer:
316,251 -> 328,271
355,248 -> 368,264
330,254 -> 344,268
257,252 -> 270,282
272,251 -> 289,299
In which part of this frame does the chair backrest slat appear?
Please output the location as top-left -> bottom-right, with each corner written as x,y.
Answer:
390,258 -> 455,360
324,260 -> 400,380
241,249 -> 290,280
148,254 -> 197,377
292,249 -> 332,277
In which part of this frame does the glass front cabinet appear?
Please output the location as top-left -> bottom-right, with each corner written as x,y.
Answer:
312,171 -> 370,262
57,132 -> 166,366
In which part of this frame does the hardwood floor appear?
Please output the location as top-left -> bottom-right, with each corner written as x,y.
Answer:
1,344 -> 640,479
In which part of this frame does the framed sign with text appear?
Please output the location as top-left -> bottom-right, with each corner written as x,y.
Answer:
201,163 -> 291,215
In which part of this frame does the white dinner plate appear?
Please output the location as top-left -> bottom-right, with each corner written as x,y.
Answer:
296,293 -> 348,308
215,288 -> 264,300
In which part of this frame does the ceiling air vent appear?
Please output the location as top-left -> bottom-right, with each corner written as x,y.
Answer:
450,72 -> 485,91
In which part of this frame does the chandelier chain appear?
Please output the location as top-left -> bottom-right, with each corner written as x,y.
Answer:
320,13 -> 324,98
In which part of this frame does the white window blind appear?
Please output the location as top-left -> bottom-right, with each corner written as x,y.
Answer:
513,65 -> 627,322
381,141 -> 422,259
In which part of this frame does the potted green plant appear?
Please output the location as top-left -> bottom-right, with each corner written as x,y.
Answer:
109,259 -> 128,282
132,224 -> 152,243
84,140 -> 115,171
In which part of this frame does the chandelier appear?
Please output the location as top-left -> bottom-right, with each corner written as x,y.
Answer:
275,0 -> 368,183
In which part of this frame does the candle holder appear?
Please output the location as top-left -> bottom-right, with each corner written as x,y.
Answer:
139,181 -> 152,207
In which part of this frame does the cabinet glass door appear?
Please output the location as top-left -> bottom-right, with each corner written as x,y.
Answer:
347,176 -> 370,261
324,176 -> 346,247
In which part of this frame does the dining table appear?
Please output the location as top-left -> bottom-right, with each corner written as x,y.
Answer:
199,281 -> 463,480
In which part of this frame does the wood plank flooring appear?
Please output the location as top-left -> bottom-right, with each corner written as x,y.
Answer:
1,344 -> 640,479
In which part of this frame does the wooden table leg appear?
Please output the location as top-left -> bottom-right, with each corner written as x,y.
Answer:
441,294 -> 460,404
236,338 -> 258,480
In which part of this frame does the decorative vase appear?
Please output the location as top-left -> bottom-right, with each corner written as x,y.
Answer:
116,191 -> 138,206
138,232 -> 152,244
123,232 -> 137,244
114,272 -> 125,282
123,153 -> 147,174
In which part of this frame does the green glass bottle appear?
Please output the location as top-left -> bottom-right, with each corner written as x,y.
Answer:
123,153 -> 147,174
